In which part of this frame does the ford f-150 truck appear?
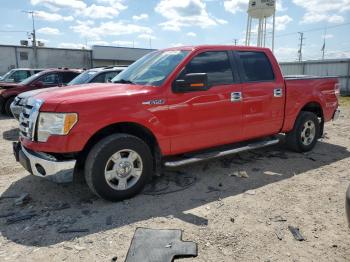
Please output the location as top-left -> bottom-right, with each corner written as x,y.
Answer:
12,45 -> 340,201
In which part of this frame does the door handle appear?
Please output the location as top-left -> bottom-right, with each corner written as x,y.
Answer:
274,88 -> 283,97
231,92 -> 242,102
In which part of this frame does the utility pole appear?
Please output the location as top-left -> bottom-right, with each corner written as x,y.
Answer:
297,32 -> 305,62
23,10 -> 37,67
321,26 -> 327,60
234,39 -> 238,46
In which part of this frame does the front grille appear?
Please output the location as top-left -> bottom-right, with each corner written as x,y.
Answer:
18,99 -> 42,141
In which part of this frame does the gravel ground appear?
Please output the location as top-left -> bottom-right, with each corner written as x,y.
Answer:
0,104 -> 349,262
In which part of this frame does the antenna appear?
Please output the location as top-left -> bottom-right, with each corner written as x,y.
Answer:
297,32 -> 305,62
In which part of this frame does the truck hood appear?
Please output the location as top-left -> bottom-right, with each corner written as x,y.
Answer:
35,83 -> 153,105
0,82 -> 20,89
18,87 -> 60,99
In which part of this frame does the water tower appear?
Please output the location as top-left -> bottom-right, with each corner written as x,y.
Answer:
245,0 -> 276,51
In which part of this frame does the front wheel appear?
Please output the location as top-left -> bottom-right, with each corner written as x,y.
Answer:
85,134 -> 153,201
286,111 -> 320,152
5,97 -> 15,116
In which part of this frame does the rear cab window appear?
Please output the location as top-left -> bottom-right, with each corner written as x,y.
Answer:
178,51 -> 235,87
236,51 -> 275,82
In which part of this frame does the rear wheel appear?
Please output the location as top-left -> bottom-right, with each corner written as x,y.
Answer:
85,134 -> 153,201
286,111 -> 320,152
5,97 -> 15,116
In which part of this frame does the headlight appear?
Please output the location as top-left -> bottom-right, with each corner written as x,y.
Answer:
37,112 -> 78,142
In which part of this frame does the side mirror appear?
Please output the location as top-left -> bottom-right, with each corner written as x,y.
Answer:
173,73 -> 208,93
33,81 -> 44,88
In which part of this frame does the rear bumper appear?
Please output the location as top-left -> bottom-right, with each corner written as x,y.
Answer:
13,142 -> 76,183
346,184 -> 350,228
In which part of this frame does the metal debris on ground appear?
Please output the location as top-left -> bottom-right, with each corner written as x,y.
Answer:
275,228 -> 284,240
44,202 -> 71,211
0,212 -> 15,218
264,171 -> 283,176
125,228 -> 197,262
14,193 -> 31,206
269,215 -> 287,222
6,213 -> 37,224
57,228 -> 89,234
288,226 -> 305,241
228,171 -> 249,178
143,171 -> 197,196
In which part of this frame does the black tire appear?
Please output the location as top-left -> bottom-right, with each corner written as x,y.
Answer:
286,111 -> 320,152
4,97 -> 15,116
85,133 -> 153,201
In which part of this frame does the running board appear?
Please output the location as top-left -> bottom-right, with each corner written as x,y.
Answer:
164,138 -> 280,168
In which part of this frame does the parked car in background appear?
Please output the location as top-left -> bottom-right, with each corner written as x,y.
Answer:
0,68 -> 82,116
68,66 -> 127,86
10,66 -> 127,120
0,68 -> 43,83
12,45 -> 340,201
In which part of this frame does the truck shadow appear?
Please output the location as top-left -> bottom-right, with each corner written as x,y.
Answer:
0,140 -> 349,247
2,128 -> 19,141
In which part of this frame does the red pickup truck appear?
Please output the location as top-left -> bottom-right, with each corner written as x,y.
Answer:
13,45 -> 340,201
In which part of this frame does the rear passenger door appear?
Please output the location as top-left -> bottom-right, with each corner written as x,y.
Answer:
234,51 -> 285,140
167,50 -> 243,154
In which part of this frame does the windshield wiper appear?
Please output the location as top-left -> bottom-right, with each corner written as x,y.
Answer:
113,79 -> 135,84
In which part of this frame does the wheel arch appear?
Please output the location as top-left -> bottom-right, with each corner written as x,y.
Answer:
74,122 -> 162,180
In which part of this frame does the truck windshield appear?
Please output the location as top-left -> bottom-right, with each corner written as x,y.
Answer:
112,50 -> 189,86
68,70 -> 99,85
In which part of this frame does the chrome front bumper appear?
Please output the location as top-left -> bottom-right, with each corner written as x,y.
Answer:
13,142 -> 76,183
10,102 -> 22,120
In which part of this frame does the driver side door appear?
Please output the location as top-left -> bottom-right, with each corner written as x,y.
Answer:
166,50 -> 243,155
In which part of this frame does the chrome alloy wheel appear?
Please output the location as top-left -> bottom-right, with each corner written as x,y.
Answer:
301,120 -> 316,146
104,149 -> 143,191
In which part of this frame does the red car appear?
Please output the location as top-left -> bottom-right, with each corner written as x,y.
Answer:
13,45 -> 340,201
0,68 -> 82,115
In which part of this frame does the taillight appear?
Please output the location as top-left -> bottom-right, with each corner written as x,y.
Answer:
334,83 -> 340,99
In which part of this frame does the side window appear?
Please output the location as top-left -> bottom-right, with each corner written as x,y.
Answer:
12,71 -> 30,82
237,51 -> 275,82
90,72 -> 107,83
105,71 -> 119,82
39,73 -> 60,85
181,51 -> 234,86
62,72 -> 79,84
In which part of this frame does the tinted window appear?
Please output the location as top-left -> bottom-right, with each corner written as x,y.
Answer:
11,70 -> 30,82
90,72 -> 107,83
62,72 -> 79,84
237,51 -> 274,82
181,51 -> 234,86
39,73 -> 60,85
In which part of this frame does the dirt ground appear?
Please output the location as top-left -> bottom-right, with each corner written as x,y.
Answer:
0,101 -> 349,262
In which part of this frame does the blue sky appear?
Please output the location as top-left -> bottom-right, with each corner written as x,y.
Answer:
0,0 -> 350,61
